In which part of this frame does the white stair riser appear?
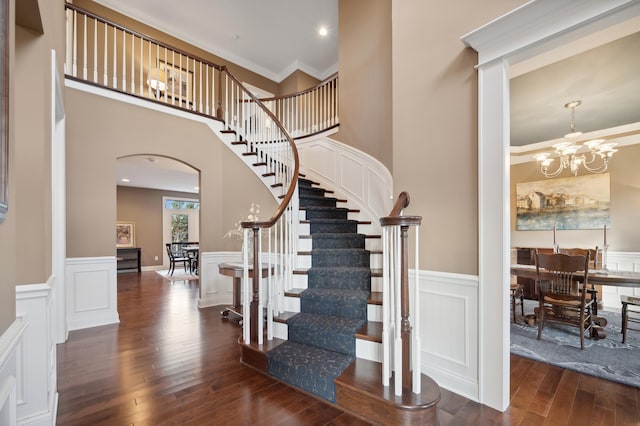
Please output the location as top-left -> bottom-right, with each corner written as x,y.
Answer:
273,322 -> 288,340
356,339 -> 383,363
368,304 -> 383,322
284,296 -> 300,312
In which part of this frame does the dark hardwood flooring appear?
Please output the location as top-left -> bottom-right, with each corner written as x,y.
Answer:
56,272 -> 640,425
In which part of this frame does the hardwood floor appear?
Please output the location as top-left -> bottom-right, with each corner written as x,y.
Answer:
56,272 -> 640,425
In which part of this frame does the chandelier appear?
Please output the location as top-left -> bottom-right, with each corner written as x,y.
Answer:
533,100 -> 618,178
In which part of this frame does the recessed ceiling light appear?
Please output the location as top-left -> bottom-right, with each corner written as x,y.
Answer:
318,26 -> 328,37
121,178 -> 130,183
231,34 -> 240,40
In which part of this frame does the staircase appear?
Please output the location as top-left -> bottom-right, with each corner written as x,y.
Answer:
241,177 -> 440,424
266,178 -> 370,402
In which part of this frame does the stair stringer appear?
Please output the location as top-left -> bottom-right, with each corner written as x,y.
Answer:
203,122 -> 291,202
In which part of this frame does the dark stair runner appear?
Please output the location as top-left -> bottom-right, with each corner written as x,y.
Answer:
266,178 -> 371,402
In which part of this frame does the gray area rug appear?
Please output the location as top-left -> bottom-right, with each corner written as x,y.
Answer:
511,300 -> 640,388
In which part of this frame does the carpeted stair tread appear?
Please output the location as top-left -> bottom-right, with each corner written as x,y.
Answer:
312,248 -> 370,268
312,233 -> 366,249
300,288 -> 370,319
304,206 -> 349,220
307,267 -> 371,290
299,195 -> 338,208
309,219 -> 359,234
266,340 -> 354,403
287,313 -> 365,356
299,186 -> 328,197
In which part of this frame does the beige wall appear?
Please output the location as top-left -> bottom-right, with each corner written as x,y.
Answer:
279,70 -> 321,95
337,0 -> 392,171
391,0 -> 527,275
511,144 -> 640,252
116,186 -> 200,267
66,87 -> 276,260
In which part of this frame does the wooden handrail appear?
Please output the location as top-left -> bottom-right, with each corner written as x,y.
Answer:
258,73 -> 338,102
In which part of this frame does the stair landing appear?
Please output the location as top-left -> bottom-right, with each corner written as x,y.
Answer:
240,343 -> 441,425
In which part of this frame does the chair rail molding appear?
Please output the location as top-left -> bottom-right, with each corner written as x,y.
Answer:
461,0 -> 640,411
65,256 -> 120,332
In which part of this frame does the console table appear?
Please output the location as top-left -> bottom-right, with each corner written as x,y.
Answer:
117,247 -> 141,273
218,262 -> 274,319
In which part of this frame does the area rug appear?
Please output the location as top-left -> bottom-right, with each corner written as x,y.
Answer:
511,300 -> 640,388
155,269 -> 199,282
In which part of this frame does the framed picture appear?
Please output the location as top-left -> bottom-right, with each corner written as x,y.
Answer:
0,0 -> 9,221
158,59 -> 193,105
515,173 -> 610,231
116,222 -> 136,248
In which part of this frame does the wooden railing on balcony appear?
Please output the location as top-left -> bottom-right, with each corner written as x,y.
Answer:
258,75 -> 339,139
64,3 -> 299,346
65,4 -> 337,139
380,192 -> 423,395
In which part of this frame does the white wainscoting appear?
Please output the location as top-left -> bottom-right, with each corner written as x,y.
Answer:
15,282 -> 58,426
296,137 -> 393,226
198,252 -> 241,308
601,251 -> 640,310
0,319 -> 26,426
65,257 -> 119,331
413,269 -> 479,401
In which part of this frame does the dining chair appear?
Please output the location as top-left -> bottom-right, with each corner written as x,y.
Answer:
165,243 -> 189,275
557,247 -> 600,315
510,282 -> 524,323
535,250 -> 593,350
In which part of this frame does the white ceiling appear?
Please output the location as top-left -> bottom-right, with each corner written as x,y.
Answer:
510,31 -> 640,147
94,0 -> 339,83
117,156 -> 199,194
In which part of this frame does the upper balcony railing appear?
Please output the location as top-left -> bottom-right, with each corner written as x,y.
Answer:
64,4 -> 338,139
258,75 -> 339,139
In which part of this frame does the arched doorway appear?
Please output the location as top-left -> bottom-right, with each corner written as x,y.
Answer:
116,155 -> 200,272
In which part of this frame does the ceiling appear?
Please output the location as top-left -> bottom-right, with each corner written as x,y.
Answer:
117,156 -> 199,194
94,0 -> 339,83
107,2 -> 639,191
511,31 -> 640,147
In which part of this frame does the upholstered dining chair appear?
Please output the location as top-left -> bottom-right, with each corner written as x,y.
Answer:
535,250 -> 593,350
165,243 -> 189,275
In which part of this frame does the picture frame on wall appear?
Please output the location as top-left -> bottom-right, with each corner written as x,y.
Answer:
116,222 -> 136,248
158,59 -> 194,105
515,173 -> 610,231
0,0 -> 9,222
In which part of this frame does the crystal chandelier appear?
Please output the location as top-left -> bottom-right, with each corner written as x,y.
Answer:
533,100 -> 617,178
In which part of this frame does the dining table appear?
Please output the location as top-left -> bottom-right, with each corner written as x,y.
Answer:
511,263 -> 640,331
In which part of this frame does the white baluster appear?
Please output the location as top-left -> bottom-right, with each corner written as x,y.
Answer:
82,14 -> 87,79
93,18 -> 98,82
412,224 -> 421,394
103,23 -> 108,85
72,10 -> 77,77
